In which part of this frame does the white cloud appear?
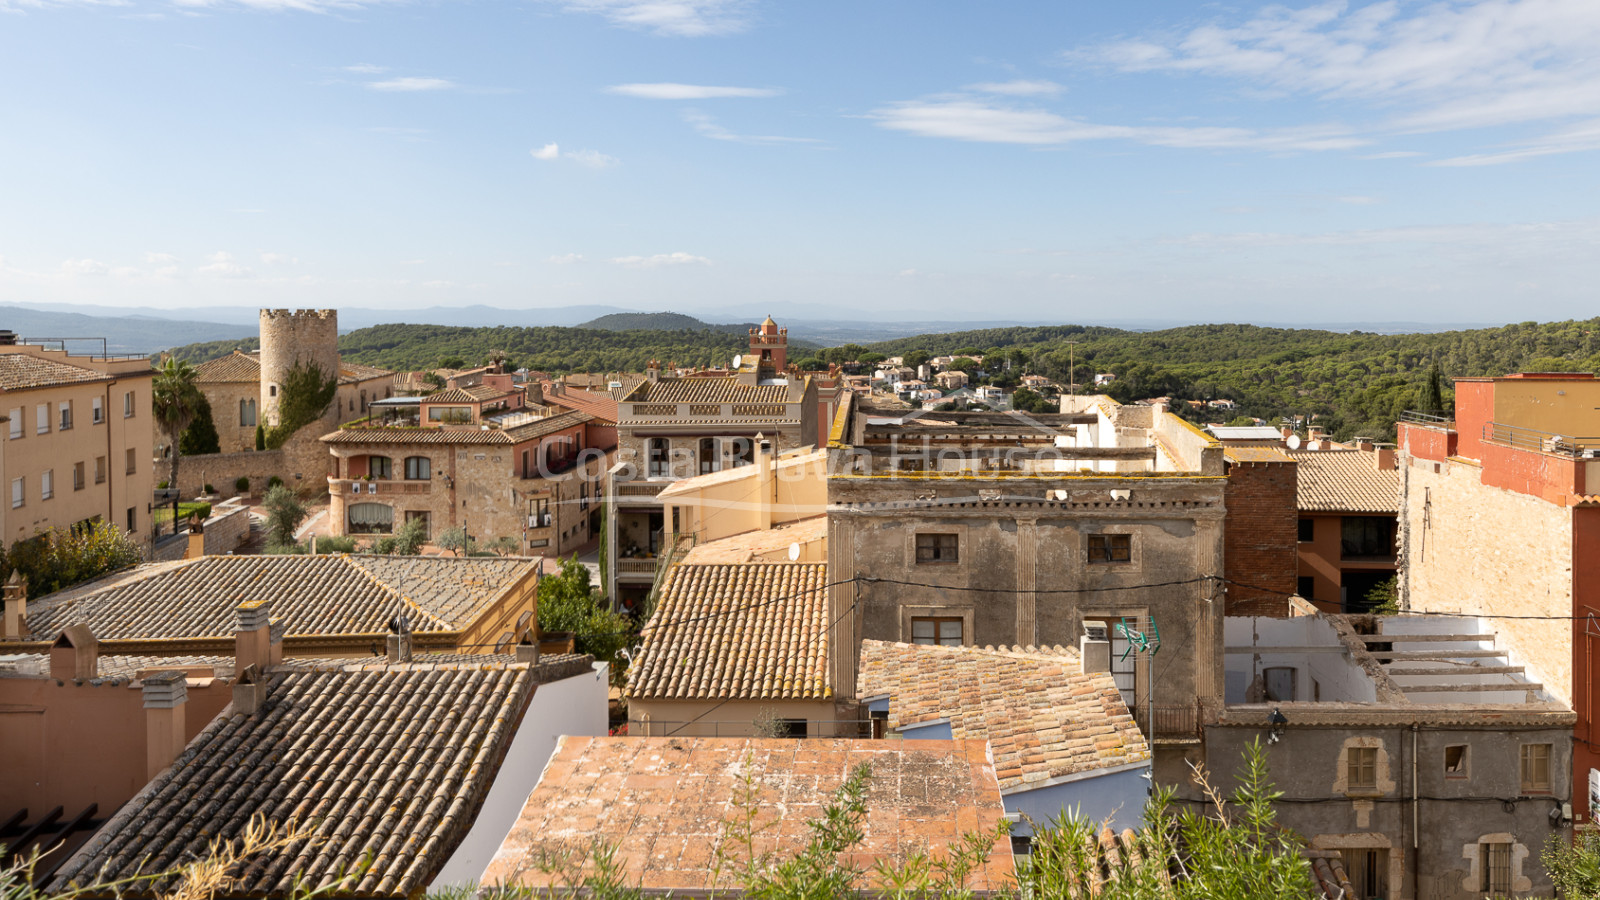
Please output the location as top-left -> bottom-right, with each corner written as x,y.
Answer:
870,97 -> 1365,151
547,253 -> 585,264
963,79 -> 1064,97
1359,150 -> 1426,159
610,252 -> 711,268
345,63 -> 387,74
568,149 -> 620,168
1430,116 -> 1600,166
142,251 -> 180,264
367,77 -> 455,92
60,258 -> 108,276
196,251 -> 253,278
260,252 -> 297,266
531,142 -> 561,160
1167,219 -> 1600,252
553,0 -> 752,36
606,82 -> 779,99
683,111 -> 820,145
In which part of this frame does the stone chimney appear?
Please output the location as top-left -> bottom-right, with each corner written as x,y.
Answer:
515,640 -> 541,666
233,664 -> 266,716
184,515 -> 206,560
3,572 -> 27,640
268,619 -> 285,667
143,671 -> 188,781
386,632 -> 412,663
235,601 -> 271,673
50,624 -> 99,681
646,360 -> 661,383
1281,425 -> 1295,441
1307,425 -> 1326,442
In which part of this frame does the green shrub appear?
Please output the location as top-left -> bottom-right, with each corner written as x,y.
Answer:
311,535 -> 357,554
267,475 -> 283,489
157,480 -> 169,490
203,483 -> 214,494
235,476 -> 250,492
254,423 -> 266,451
262,485 -> 306,550
2,521 -> 143,597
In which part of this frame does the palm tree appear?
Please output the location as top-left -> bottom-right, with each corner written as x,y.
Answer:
152,357 -> 204,534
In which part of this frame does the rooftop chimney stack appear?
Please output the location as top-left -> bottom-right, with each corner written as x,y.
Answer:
386,633 -> 412,663
515,640 -> 541,666
143,671 -> 188,781
185,515 -> 206,560
235,601 -> 271,673
233,664 -> 266,716
3,572 -> 27,640
1375,447 -> 1396,471
50,624 -> 99,681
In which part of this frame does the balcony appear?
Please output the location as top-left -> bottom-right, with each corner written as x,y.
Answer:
329,477 -> 432,497
617,558 -> 660,579
613,481 -> 667,504
1129,704 -> 1202,744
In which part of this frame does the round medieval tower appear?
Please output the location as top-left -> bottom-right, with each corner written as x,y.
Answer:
259,309 -> 340,429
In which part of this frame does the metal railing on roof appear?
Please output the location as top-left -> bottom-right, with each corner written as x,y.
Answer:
1398,410 -> 1454,426
1482,421 -> 1600,457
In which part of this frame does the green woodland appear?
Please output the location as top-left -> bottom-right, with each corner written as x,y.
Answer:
164,317 -> 1600,442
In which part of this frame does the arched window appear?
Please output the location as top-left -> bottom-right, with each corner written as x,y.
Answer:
347,502 -> 393,534
239,398 -> 257,427
404,456 -> 431,480
367,456 -> 392,479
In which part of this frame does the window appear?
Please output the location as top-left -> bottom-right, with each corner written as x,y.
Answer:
8,408 -> 20,439
368,456 -> 393,479
404,510 -> 431,538
94,456 -> 106,484
580,482 -> 589,511
1346,848 -> 1388,900
10,477 -> 22,509
58,401 -> 72,430
774,719 -> 808,739
915,532 -> 959,563
1444,745 -> 1469,779
348,502 -> 394,534
529,498 -> 550,528
41,470 -> 52,500
647,439 -> 669,478
730,437 -> 754,468
269,384 -> 277,397
1341,516 -> 1396,559
36,404 -> 49,434
1521,743 -> 1552,793
698,437 -> 719,475
1297,576 -> 1316,601
1298,517 -> 1314,542
126,507 -> 136,533
1263,666 -> 1297,702
125,448 -> 136,475
1347,746 -> 1379,792
239,398 -> 257,427
1481,841 -> 1512,895
124,390 -> 135,417
404,456 -> 430,480
1088,533 -> 1132,563
92,396 -> 103,424
73,462 -> 85,491
911,616 -> 963,647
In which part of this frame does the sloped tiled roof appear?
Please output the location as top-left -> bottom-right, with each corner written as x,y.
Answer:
24,555 -> 535,642
482,736 -> 1014,894
628,562 -> 830,700
1224,446 -> 1295,465
50,661 -> 540,898
420,386 -> 491,404
0,354 -> 112,391
625,376 -> 791,405
858,640 -> 1150,792
338,361 -> 392,382
194,351 -> 262,383
538,385 -> 619,423
1286,449 -> 1400,513
681,516 -> 829,564
320,410 -> 592,447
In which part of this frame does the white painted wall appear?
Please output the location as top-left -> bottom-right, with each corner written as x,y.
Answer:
429,662 -> 610,891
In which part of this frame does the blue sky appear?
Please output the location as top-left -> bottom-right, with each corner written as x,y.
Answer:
3,0 -> 1599,326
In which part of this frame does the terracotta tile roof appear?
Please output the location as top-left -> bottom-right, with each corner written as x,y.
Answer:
51,661 -> 540,898
321,410 -> 592,447
681,516 -> 829,564
858,640 -> 1150,792
481,736 -> 1014,894
0,354 -> 112,391
421,386 -> 494,404
0,653 -> 236,683
194,351 -> 261,383
501,410 -> 593,443
1224,447 -> 1295,465
338,361 -> 392,382
538,385 -> 619,423
24,555 -> 536,641
1285,449 -> 1400,513
628,562 -> 831,701
625,376 -> 791,405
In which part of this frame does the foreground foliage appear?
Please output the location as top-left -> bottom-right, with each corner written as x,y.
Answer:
1,521 -> 143,598
536,555 -> 636,676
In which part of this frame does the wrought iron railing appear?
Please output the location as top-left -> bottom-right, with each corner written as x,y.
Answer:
1482,421 -> 1600,456
1130,704 -> 1201,740
1398,410 -> 1453,426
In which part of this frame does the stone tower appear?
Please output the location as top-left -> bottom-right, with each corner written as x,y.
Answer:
748,315 -> 787,371
259,309 -> 340,428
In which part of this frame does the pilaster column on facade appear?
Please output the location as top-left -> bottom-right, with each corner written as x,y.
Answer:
1194,515 -> 1225,709
1016,516 -> 1038,647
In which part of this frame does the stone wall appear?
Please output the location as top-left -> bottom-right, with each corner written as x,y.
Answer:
1399,453 -> 1574,706
170,449 -> 287,500
1223,460 -> 1299,616
151,504 -> 253,561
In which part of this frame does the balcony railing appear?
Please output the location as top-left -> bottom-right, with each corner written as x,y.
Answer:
1399,410 -> 1453,426
1129,704 -> 1201,741
330,477 -> 432,496
1482,421 -> 1600,457
617,558 -> 659,576
615,482 -> 666,498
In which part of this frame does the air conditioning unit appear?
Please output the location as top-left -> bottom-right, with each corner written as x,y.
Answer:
367,483 -> 377,494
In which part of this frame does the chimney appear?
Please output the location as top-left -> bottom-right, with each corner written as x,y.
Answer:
1307,425 -> 1325,442
268,619 -> 285,667
185,515 -> 206,560
755,432 -> 774,531
2,572 -> 25,640
1280,425 -> 1295,441
235,601 -> 271,673
515,640 -> 541,666
142,671 -> 188,781
50,624 -> 99,681
232,664 -> 266,716
1354,438 -> 1374,452
1079,632 -> 1112,676
646,360 -> 661,383
1375,447 -> 1396,471
386,632 -> 412,663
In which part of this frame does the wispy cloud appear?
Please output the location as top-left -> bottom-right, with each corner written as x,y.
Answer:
1430,117 -> 1600,166
611,252 -> 710,268
553,0 -> 752,36
683,111 -> 820,145
962,79 -> 1064,97
60,258 -> 108,276
607,82 -> 778,99
531,143 -> 618,167
142,251 -> 180,265
195,251 -> 253,278
345,63 -> 387,74
1167,219 -> 1600,252
870,97 -> 1364,152
367,76 -> 455,92
1359,150 -> 1426,159
260,252 -> 297,266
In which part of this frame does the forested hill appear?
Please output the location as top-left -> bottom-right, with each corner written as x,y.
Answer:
580,311 -> 752,333
857,319 -> 1600,439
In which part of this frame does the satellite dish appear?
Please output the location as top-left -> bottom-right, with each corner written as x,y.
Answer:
1286,434 -> 1302,449
788,542 -> 801,561
732,354 -> 743,368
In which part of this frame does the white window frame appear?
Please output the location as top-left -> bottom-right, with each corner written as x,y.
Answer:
124,390 -> 135,418
92,396 -> 104,424
11,477 -> 23,509
36,404 -> 49,435
58,401 -> 72,430
41,469 -> 53,500
8,408 -> 21,440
